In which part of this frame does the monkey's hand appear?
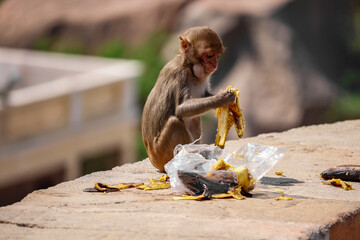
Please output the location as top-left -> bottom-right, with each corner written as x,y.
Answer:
215,86 -> 245,149
215,89 -> 236,107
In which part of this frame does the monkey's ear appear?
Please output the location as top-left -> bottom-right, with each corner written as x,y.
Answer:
179,36 -> 191,53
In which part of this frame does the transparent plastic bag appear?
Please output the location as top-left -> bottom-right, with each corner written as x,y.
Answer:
164,143 -> 287,195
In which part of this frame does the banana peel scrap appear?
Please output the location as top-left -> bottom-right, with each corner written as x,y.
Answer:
177,158 -> 253,201
173,188 -> 211,201
208,158 -> 255,192
85,158 -> 256,202
227,186 -> 246,200
215,86 -> 245,149
210,158 -> 231,171
94,182 -> 143,192
136,178 -> 171,191
323,178 -> 354,190
84,174 -> 170,193
173,186 -> 245,201
274,195 -> 293,201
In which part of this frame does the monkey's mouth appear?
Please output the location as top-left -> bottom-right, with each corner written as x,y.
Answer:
201,60 -> 217,73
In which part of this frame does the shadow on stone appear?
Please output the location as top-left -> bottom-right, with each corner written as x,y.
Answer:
260,177 -> 304,186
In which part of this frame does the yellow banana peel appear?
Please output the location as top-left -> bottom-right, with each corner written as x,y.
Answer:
324,178 -> 354,190
89,175 -> 171,192
215,86 -> 245,149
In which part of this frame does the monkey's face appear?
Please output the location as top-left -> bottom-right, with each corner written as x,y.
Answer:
192,50 -> 221,79
200,51 -> 221,74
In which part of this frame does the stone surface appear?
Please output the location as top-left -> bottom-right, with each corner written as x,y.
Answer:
0,120 -> 359,239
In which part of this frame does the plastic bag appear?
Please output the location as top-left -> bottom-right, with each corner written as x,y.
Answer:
164,142 -> 286,195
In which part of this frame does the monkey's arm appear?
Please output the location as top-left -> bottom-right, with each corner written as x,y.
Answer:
204,90 -> 214,97
176,91 -> 234,118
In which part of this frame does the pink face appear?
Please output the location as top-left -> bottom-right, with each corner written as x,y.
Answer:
201,51 -> 221,73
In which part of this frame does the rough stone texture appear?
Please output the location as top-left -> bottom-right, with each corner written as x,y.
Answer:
0,120 -> 359,239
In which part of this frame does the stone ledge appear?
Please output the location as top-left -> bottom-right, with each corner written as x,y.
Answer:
0,120 -> 359,239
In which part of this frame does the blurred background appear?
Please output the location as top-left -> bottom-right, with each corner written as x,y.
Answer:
0,0 -> 359,206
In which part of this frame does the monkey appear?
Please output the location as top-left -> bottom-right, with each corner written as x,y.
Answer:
141,26 -> 235,172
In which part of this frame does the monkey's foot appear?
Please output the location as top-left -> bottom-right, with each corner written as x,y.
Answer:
215,86 -> 245,149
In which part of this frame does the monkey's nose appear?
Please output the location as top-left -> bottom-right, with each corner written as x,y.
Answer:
207,62 -> 217,72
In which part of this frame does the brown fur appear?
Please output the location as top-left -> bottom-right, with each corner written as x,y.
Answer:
141,26 -> 234,171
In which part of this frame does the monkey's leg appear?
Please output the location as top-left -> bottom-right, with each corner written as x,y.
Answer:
149,116 -> 193,172
187,116 -> 202,142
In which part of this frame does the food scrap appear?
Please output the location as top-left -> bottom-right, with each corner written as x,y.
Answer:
178,170 -> 236,196
136,179 -> 171,191
175,158 -> 254,201
320,165 -> 360,182
211,193 -> 233,199
274,195 -> 293,201
275,189 -> 284,193
227,186 -> 246,200
94,182 -> 143,192
173,188 -> 211,201
159,174 -> 169,181
275,171 -> 284,175
215,86 -> 245,149
84,175 -> 170,193
210,158 -> 231,171
208,158 -> 255,192
323,178 -> 354,190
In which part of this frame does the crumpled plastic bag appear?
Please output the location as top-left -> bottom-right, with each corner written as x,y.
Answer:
164,142 -> 286,195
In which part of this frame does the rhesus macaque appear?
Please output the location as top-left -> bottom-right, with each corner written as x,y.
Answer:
141,26 -> 235,171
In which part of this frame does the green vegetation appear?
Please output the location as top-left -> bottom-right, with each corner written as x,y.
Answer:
325,94 -> 360,123
34,37 -> 85,55
340,69 -> 360,91
96,31 -> 170,161
97,39 -> 131,59
349,8 -> 360,53
97,31 -> 168,106
34,30 -> 169,162
34,37 -> 52,51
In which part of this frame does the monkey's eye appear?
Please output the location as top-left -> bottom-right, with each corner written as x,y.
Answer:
206,54 -> 214,59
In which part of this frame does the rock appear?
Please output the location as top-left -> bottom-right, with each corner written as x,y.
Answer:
0,120 -> 359,239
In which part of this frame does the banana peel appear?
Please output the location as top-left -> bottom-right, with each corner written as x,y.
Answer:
323,178 -> 354,190
208,158 -> 231,172
227,186 -> 246,200
274,195 -> 293,201
94,182 -> 143,192
215,86 -> 245,149
136,179 -> 171,191
320,165 -> 360,182
173,188 -> 211,201
208,158 -> 255,193
84,174 -> 170,192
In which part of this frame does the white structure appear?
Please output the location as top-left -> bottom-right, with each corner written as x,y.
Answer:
0,48 -> 142,205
